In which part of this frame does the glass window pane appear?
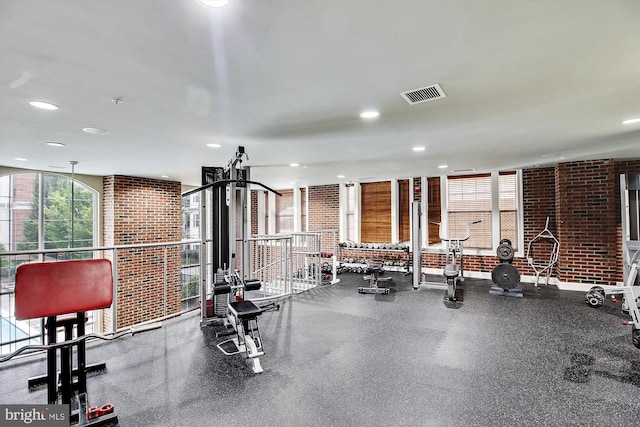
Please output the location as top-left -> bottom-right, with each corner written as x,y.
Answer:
447,175 -> 492,249
499,172 -> 518,249
41,174 -> 94,256
276,190 -> 293,234
346,185 -> 355,241
10,173 -> 38,252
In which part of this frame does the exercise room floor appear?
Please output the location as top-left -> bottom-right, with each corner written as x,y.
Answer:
1,273 -> 639,427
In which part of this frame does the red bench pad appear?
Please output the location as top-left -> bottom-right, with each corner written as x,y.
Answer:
15,259 -> 113,320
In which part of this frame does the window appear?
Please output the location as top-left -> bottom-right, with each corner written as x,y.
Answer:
300,188 -> 307,232
426,177 -> 441,245
253,188 -> 307,235
340,180 -> 413,244
275,190 -> 294,234
398,180 -> 411,242
427,171 -> 521,251
446,174 -> 492,249
499,172 -> 518,248
360,181 -> 391,243
345,184 -> 356,241
0,172 -> 98,256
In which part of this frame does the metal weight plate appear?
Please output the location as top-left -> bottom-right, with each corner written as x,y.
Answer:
491,264 -> 520,289
632,329 -> 640,349
496,243 -> 515,261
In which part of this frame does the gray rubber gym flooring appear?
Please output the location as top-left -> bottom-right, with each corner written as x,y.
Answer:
1,272 -> 639,426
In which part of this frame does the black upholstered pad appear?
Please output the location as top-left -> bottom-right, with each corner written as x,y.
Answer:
229,300 -> 263,319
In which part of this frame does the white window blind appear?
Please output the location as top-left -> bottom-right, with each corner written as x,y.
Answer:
447,174 -> 492,249
275,190 -> 294,234
499,172 -> 518,249
346,185 -> 356,241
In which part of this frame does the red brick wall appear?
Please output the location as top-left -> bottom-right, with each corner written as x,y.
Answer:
250,160 -> 639,286
250,191 -> 258,235
341,161 -> 637,286
103,175 -> 182,328
308,184 -> 340,232
555,160 -> 618,285
308,184 -> 339,254
520,167 -> 557,278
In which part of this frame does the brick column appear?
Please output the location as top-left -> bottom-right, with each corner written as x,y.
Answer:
103,176 -> 182,328
519,167 -> 557,277
308,184 -> 340,231
555,160 -> 617,285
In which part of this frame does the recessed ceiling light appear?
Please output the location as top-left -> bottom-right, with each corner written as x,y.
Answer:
438,164 -> 448,169
337,175 -> 345,178
48,165 -> 66,169
207,143 -> 222,148
82,127 -> 109,135
622,117 -> 640,125
29,100 -> 59,110
161,175 -> 170,178
359,110 -> 380,119
46,141 -> 65,147
413,146 -> 426,152
13,157 -> 28,162
199,0 -> 229,7
289,163 -> 299,167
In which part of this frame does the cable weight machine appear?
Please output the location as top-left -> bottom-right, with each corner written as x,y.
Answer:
182,147 -> 282,372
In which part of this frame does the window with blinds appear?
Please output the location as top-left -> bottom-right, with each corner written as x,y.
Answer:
499,171 -> 518,249
398,180 -> 411,242
360,181 -> 391,243
300,187 -> 307,232
447,174 -> 492,249
427,177 -> 441,245
443,172 -> 519,250
345,184 -> 356,241
275,189 -> 294,234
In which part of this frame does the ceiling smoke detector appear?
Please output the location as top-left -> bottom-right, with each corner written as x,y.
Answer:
400,83 -> 446,105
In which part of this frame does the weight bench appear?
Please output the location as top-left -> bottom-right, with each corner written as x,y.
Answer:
14,259 -> 118,426
358,260 -> 391,295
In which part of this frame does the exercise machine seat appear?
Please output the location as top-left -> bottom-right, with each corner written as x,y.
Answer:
229,300 -> 262,320
443,264 -> 459,279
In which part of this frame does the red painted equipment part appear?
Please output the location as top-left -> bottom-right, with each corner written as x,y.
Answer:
14,259 -> 113,320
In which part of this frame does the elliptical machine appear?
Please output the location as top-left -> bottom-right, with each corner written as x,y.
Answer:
412,202 -> 479,302
426,220 -> 479,301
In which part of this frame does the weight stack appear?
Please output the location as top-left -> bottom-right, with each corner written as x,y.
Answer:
213,272 -> 229,316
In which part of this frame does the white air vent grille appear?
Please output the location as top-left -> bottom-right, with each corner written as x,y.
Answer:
400,83 -> 446,105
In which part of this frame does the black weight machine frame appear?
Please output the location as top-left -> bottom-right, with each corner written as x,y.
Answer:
182,147 -> 282,372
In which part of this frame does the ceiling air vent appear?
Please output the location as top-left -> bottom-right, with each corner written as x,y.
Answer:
400,83 -> 446,105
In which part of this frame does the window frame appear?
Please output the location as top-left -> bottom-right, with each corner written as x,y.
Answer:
0,171 -> 99,254
254,187 -> 308,235
423,170 -> 523,255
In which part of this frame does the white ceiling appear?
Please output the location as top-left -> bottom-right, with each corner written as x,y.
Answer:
1,0 -> 639,190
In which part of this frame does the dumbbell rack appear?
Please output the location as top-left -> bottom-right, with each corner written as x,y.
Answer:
338,243 -> 410,274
